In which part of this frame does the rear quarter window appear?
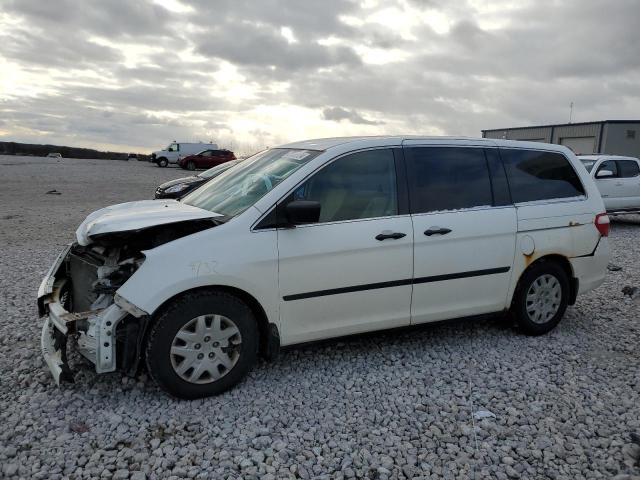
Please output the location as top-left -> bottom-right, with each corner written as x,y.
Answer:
499,149 -> 585,203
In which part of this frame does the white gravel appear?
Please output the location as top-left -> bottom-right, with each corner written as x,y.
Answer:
1,155 -> 639,479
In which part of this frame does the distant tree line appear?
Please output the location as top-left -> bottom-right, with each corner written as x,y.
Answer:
0,141 -> 150,161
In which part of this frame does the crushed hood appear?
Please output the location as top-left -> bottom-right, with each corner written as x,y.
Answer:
76,199 -> 221,246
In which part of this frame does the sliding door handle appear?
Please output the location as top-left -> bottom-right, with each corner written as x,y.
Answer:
375,231 -> 406,241
424,227 -> 452,236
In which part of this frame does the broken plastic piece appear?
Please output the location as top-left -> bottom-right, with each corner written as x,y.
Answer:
473,410 -> 496,420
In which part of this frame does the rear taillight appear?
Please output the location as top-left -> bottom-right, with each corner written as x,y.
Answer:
595,213 -> 610,237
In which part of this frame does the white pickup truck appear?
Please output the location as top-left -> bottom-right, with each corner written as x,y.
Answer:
151,142 -> 218,167
579,155 -> 640,214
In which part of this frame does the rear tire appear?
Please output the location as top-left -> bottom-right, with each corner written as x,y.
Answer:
157,157 -> 168,168
145,291 -> 258,399
511,261 -> 569,335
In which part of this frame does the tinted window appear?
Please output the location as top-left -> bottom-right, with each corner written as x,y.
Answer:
404,147 -> 493,213
618,160 -> 640,178
500,149 -> 585,203
596,160 -> 618,177
293,149 -> 397,223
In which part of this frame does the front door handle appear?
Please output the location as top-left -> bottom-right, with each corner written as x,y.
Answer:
424,227 -> 452,236
375,231 -> 406,241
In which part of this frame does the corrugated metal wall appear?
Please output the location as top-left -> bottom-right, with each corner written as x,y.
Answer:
602,123 -> 640,157
552,123 -> 601,145
483,127 -> 552,142
483,122 -> 640,157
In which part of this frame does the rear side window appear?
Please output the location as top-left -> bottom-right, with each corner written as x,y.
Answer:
404,147 -> 493,213
618,160 -> 640,178
500,149 -> 585,203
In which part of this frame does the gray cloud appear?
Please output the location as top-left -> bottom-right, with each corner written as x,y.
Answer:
0,28 -> 123,68
194,20 -> 361,72
3,0 -> 173,38
322,107 -> 383,125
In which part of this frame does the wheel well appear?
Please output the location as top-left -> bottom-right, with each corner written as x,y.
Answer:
136,286 -> 273,367
515,254 -> 578,305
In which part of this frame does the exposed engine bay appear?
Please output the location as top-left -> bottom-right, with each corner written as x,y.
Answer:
38,216 -> 221,383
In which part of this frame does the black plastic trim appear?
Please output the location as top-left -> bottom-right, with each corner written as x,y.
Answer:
283,267 -> 510,301
393,147 -> 411,215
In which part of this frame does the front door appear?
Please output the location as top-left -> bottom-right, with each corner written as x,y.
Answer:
277,148 -> 413,345
616,159 -> 640,210
404,145 -> 517,324
594,160 -> 622,210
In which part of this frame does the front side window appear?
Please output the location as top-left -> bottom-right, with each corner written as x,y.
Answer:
404,147 -> 493,214
182,148 -> 320,218
618,160 -> 640,178
292,149 -> 398,223
596,160 -> 618,177
500,149 -> 585,203
167,143 -> 179,152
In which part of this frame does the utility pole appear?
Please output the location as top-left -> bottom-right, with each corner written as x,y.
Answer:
569,102 -> 574,123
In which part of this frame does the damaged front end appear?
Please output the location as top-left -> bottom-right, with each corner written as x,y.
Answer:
38,201 -> 222,384
38,242 -> 148,384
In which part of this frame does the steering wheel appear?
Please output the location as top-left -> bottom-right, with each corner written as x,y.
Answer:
241,173 -> 272,195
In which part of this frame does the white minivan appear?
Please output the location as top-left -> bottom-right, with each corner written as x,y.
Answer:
578,155 -> 640,214
38,137 -> 610,398
152,141 -> 218,167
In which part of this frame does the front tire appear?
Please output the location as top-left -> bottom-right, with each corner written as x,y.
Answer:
157,157 -> 168,168
511,261 -> 569,335
145,291 -> 258,399
186,160 -> 196,171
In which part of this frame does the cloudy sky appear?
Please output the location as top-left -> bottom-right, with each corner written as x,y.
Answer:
1,0 -> 639,154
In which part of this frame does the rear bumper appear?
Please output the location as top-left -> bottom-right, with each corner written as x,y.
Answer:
570,237 -> 610,295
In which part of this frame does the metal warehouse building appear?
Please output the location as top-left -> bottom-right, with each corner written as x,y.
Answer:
482,120 -> 640,157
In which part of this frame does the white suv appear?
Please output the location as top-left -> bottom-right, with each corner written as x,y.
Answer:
578,155 -> 640,214
38,137 -> 610,398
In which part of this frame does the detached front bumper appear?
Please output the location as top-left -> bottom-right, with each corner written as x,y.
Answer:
38,244 -> 73,384
38,245 -> 132,384
41,318 -> 73,384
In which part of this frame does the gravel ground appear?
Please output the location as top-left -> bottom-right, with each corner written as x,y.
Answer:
0,155 -> 639,479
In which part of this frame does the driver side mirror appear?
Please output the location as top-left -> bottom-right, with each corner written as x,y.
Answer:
285,200 -> 321,225
596,169 -> 614,179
